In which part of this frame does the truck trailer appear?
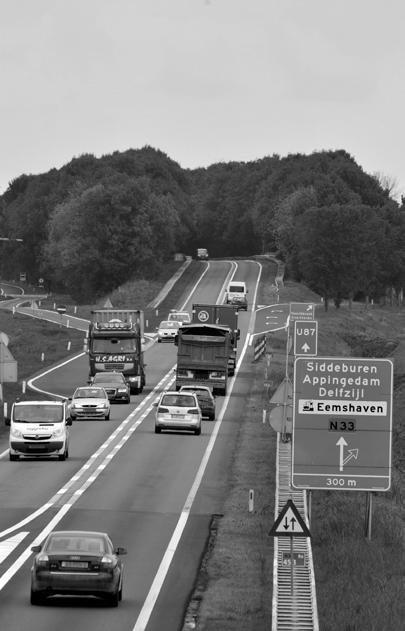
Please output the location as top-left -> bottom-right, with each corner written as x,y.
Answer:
174,323 -> 232,395
86,309 -> 145,394
192,304 -> 240,376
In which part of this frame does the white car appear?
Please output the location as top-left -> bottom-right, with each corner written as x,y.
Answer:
167,311 -> 191,325
153,391 -> 202,435
156,320 -> 180,342
69,386 -> 111,420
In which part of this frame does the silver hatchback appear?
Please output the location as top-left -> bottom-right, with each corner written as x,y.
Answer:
154,391 -> 202,435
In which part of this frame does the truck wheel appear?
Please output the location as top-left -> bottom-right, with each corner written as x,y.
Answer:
9,453 -> 18,461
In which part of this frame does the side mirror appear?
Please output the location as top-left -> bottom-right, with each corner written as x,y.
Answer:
31,545 -> 41,553
4,417 -> 10,426
152,401 -> 158,407
114,547 -> 127,556
66,417 -> 73,426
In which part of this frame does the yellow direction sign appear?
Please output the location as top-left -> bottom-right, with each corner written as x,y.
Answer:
269,500 -> 311,537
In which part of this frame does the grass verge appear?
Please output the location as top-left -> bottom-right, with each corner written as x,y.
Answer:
190,261 -> 405,631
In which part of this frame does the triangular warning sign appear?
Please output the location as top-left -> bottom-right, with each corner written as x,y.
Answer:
103,298 -> 113,308
269,499 -> 311,537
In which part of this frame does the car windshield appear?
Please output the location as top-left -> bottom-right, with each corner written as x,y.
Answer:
45,534 -> 107,554
94,374 -> 124,384
168,313 -> 190,322
92,338 -> 136,352
159,321 -> 179,329
161,394 -> 196,407
13,404 -> 63,423
74,388 -> 105,399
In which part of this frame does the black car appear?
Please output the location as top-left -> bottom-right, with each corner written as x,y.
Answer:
30,530 -> 127,606
179,385 -> 216,421
90,372 -> 131,403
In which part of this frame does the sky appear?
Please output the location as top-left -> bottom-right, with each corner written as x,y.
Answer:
1,0 -> 405,200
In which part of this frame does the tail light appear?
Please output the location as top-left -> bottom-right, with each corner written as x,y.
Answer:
158,407 -> 169,413
188,409 -> 199,415
36,554 -> 49,568
101,555 -> 117,572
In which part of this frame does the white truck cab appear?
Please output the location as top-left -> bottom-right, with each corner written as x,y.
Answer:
225,281 -> 248,311
5,400 -> 72,461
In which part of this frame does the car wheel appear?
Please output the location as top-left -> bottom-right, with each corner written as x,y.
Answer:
107,590 -> 119,607
9,453 -> 18,461
157,339 -> 161,343
30,589 -> 44,605
195,427 -> 201,436
58,449 -> 67,461
155,426 -> 161,434
118,579 -> 123,601
105,412 -> 110,420
209,415 -> 215,421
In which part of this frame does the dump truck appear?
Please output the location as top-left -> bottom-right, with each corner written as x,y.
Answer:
85,309 -> 145,394
174,323 -> 232,395
192,304 -> 240,376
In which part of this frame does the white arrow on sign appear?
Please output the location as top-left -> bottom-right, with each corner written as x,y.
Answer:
343,448 -> 359,467
301,343 -> 310,353
337,437 -> 348,471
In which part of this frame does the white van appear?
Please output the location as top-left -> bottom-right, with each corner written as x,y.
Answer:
225,281 -> 248,311
6,400 -> 72,461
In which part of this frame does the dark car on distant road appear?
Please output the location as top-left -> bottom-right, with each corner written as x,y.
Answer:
90,372 -> 130,403
30,530 -> 127,606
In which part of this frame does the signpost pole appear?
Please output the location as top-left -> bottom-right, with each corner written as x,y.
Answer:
290,536 -> 294,595
307,490 -> 312,527
282,318 -> 290,442
365,492 -> 373,540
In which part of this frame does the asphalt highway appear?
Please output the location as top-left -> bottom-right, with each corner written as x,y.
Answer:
0,260 -> 286,631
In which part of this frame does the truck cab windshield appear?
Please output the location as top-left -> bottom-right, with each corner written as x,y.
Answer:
92,339 -> 136,352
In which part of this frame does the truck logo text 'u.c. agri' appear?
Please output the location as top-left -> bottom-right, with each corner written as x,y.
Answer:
95,355 -> 130,362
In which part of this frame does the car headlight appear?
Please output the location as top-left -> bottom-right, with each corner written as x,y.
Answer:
52,426 -> 64,438
10,427 -> 23,438
117,388 -> 127,393
97,403 -> 108,408
71,403 -> 82,409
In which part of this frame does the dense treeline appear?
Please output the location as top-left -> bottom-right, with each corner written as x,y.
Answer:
0,146 -> 404,305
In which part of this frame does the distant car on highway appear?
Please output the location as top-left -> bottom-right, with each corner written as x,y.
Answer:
179,385 -> 216,421
153,391 -> 202,435
156,320 -> 180,342
30,530 -> 127,606
167,310 -> 191,325
90,372 -> 130,403
68,386 -> 110,420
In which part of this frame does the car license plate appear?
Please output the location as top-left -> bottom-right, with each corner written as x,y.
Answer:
172,414 -> 185,418
61,561 -> 88,569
